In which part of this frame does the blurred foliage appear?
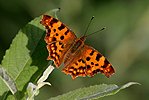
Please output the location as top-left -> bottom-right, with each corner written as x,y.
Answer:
0,0 -> 149,100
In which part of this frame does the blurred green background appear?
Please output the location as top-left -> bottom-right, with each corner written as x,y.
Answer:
0,0 -> 149,100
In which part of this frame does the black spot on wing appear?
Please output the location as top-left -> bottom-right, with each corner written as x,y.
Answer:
52,37 -> 56,41
91,62 -> 94,65
56,33 -> 58,36
90,50 -> 94,56
86,57 -> 91,61
96,54 -> 102,61
87,65 -> 91,69
78,59 -> 82,62
79,66 -> 85,70
61,44 -> 64,48
95,64 -> 99,66
82,59 -> 85,63
60,35 -> 64,40
64,29 -> 69,35
101,59 -> 109,68
96,69 -> 100,73
50,18 -> 58,27
59,50 -> 62,52
58,23 -> 65,30
75,62 -> 78,65
53,29 -> 56,32
59,42 -> 62,45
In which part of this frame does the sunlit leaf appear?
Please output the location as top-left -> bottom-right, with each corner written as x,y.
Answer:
49,82 -> 140,100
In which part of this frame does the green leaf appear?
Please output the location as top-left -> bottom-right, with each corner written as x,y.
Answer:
2,17 -> 47,99
0,16 -> 45,99
49,82 -> 140,100
0,8 -> 60,99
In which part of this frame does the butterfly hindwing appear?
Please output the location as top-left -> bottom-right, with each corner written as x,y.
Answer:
82,45 -> 115,77
62,45 -> 115,79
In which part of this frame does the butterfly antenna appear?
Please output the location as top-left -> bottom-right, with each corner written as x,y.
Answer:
84,27 -> 106,37
83,16 -> 95,36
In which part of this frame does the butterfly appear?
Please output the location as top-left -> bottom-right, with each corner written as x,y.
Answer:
40,15 -> 115,79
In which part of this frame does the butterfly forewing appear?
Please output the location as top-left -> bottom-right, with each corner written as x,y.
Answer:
40,15 -> 77,67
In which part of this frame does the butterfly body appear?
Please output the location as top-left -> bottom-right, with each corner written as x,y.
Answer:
40,15 -> 115,79
64,37 -> 85,67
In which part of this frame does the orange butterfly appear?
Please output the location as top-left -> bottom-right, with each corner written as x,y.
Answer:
40,15 -> 115,79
